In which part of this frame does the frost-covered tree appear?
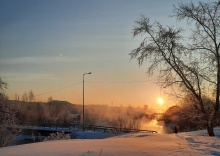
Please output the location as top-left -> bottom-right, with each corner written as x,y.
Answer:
131,1 -> 220,136
0,78 -> 20,147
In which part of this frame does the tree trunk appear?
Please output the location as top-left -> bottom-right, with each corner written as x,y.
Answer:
207,122 -> 215,136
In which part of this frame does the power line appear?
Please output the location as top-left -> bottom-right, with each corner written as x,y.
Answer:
35,80 -> 155,97
35,82 -> 82,97
86,80 -> 155,84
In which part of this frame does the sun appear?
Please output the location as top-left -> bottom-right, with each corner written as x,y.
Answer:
157,97 -> 164,105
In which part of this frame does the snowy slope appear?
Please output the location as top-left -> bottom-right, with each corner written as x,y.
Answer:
1,130 -> 220,156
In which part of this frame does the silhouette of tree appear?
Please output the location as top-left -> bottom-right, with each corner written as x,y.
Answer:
131,1 -> 220,136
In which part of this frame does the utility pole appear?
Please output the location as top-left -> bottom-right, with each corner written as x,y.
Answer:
82,72 -> 91,130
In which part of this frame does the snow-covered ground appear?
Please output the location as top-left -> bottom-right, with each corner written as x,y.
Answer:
1,128 -> 220,156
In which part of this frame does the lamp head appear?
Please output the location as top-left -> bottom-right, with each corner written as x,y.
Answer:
84,72 -> 92,75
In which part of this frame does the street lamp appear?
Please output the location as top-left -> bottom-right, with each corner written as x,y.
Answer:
83,72 -> 91,130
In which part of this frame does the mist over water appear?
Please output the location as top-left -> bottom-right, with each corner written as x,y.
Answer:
141,120 -> 164,133
83,105 -> 162,132
15,100 -> 163,134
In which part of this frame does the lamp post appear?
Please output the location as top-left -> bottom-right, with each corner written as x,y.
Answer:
83,72 -> 91,130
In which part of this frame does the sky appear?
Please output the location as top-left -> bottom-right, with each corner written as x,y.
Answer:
0,0 -> 209,108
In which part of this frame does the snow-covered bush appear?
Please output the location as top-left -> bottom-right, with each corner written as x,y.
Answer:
43,131 -> 71,141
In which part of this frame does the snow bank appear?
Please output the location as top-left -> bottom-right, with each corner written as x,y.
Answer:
1,131 -> 220,156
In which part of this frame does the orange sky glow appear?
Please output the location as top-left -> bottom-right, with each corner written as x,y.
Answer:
0,0 -> 192,109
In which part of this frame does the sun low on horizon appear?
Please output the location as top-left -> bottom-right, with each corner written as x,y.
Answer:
157,97 -> 164,105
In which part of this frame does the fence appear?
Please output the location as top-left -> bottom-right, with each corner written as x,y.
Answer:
20,123 -> 157,134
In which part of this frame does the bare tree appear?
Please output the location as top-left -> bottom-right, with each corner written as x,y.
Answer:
21,90 -> 35,102
28,90 -> 35,102
14,93 -> 19,101
130,1 -> 220,136
21,91 -> 28,102
47,96 -> 53,102
0,78 -> 20,147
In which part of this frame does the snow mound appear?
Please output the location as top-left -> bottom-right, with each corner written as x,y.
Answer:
0,130 -> 220,156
